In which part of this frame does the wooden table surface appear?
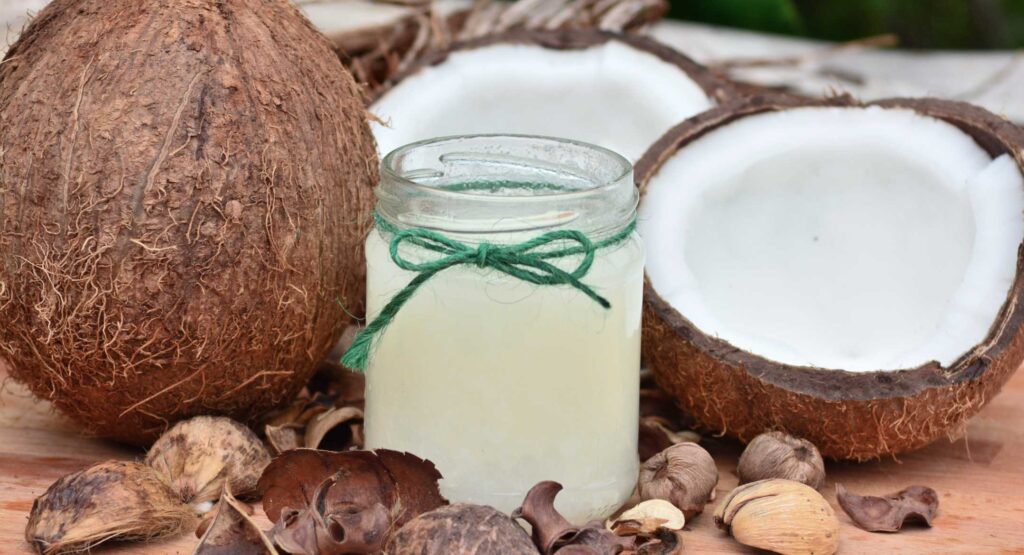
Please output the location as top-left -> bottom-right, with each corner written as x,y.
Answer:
1,360 -> 1023,554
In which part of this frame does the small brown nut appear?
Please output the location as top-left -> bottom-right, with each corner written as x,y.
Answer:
387,504 -> 539,554
714,479 -> 839,555
638,442 -> 719,517
737,431 -> 826,489
26,461 -> 196,555
146,416 -> 271,506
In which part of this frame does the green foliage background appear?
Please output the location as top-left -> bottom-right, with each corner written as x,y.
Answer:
669,0 -> 1024,49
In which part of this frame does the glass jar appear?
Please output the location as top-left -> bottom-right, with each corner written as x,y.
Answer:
361,135 -> 644,523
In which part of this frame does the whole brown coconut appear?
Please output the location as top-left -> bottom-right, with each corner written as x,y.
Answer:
637,94 -> 1024,460
0,0 -> 378,444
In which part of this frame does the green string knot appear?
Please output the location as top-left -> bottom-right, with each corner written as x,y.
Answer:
475,243 -> 494,267
341,212 -> 636,371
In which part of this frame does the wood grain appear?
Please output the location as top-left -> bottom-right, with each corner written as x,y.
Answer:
1,360 -> 1023,554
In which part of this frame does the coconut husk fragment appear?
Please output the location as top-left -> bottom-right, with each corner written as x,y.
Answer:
257,449 -> 446,538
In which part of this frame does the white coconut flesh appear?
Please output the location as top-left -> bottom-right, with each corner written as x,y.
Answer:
640,106 -> 1024,372
371,41 -> 714,160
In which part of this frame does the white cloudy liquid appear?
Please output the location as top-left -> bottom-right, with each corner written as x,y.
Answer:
363,226 -> 644,523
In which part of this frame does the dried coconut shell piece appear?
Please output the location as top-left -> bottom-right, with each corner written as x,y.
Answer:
257,448 -> 446,542
548,547 -> 595,555
608,499 -> 685,537
271,472 -> 391,555
512,481 -> 633,555
563,524 -> 635,554
26,461 -> 196,555
194,495 -> 255,539
738,431 -> 826,489
639,368 -> 688,424
836,484 -> 938,532
386,503 -> 539,554
714,479 -> 839,555
261,364 -> 366,455
512,481 -> 576,553
146,416 -> 271,506
193,486 -> 276,555
263,394 -> 332,432
265,425 -> 303,455
638,416 -> 701,462
309,357 -> 366,407
304,406 -> 364,450
263,393 -> 332,455
638,369 -> 699,460
634,527 -> 684,555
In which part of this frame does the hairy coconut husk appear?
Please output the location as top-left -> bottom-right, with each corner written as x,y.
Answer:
301,0 -> 670,94
26,461 -> 197,555
0,0 -> 378,444
637,93 -> 1024,460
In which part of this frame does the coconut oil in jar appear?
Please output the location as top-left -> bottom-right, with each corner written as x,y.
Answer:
361,135 -> 644,523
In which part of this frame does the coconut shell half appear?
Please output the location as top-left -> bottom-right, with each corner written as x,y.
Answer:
637,94 -> 1024,460
371,29 -> 736,161
298,0 -> 668,93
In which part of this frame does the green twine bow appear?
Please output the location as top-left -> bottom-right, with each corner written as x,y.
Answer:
341,212 -> 637,371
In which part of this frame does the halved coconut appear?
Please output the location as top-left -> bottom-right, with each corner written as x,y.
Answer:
370,30 -> 733,160
637,94 -> 1024,460
299,0 -> 669,93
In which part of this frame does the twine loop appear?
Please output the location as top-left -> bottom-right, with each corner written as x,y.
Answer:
341,212 -> 635,371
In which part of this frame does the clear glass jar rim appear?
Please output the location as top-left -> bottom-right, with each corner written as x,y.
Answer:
376,134 -> 637,237
380,134 -> 633,198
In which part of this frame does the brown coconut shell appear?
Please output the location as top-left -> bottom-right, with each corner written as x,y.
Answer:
637,93 -> 1024,460
0,0 -> 378,444
305,0 -> 671,95
370,29 -> 737,105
